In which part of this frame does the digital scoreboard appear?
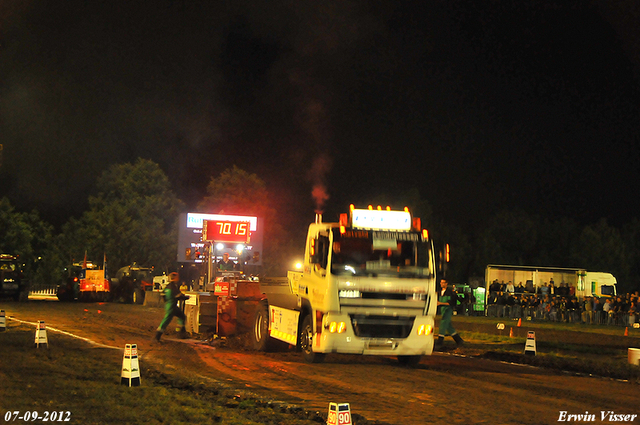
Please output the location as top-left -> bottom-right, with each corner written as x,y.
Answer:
177,213 -> 263,265
203,220 -> 251,243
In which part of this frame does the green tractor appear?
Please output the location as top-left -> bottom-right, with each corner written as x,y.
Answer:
110,263 -> 155,304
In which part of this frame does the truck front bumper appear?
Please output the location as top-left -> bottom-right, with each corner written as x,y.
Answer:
315,312 -> 434,356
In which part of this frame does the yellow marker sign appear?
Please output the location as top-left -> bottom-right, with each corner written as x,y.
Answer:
327,403 -> 352,425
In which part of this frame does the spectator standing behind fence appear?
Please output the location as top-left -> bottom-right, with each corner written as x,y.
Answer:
548,300 -> 559,321
489,279 -> 500,295
557,282 -> 568,296
505,281 -> 515,293
628,299 -> 637,325
540,283 -> 549,296
515,282 -> 525,293
496,291 -> 507,317
582,296 -> 593,324
506,292 -> 516,317
603,298 -> 613,325
594,298 -> 603,324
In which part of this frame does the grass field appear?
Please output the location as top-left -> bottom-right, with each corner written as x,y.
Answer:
447,315 -> 640,383
0,323 -> 326,425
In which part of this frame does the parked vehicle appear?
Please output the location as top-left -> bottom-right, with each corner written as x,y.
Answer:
110,263 -> 155,304
485,264 -> 617,301
0,254 -> 27,301
57,260 -> 110,302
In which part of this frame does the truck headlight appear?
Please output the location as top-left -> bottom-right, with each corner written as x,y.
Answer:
326,321 -> 347,333
417,324 -> 433,336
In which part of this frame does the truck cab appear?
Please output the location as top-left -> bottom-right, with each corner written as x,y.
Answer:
254,205 -> 438,366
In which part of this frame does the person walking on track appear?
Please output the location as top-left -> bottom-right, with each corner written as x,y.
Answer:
154,272 -> 189,342
436,279 -> 464,349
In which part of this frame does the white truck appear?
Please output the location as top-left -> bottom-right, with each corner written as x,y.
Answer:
252,205 -> 441,366
485,264 -> 617,300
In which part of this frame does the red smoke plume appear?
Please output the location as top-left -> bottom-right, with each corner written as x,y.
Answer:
310,153 -> 332,213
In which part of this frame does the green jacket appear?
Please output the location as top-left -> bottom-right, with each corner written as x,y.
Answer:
163,282 -> 185,311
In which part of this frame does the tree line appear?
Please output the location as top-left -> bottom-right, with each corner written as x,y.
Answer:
1,158 -> 638,294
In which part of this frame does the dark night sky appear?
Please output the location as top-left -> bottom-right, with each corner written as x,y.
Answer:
2,1 -> 640,233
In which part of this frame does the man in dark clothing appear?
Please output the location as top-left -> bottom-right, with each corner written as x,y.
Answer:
435,279 -> 464,349
217,252 -> 237,271
154,272 -> 189,342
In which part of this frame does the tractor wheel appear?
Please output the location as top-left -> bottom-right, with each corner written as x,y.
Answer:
133,288 -> 145,304
253,302 -> 271,351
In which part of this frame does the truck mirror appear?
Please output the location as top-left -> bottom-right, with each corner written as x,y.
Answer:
437,243 -> 449,277
310,244 -> 322,264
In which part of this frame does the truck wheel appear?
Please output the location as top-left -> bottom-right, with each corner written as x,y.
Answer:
133,288 -> 145,304
253,302 -> 271,351
300,314 -> 325,363
397,355 -> 422,368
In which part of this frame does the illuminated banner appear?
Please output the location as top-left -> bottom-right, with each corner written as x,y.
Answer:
203,220 -> 250,243
351,209 -> 412,231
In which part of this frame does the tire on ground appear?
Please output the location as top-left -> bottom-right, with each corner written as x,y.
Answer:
397,355 -> 422,367
252,301 -> 290,352
299,314 -> 325,363
133,287 -> 145,304
253,301 -> 272,351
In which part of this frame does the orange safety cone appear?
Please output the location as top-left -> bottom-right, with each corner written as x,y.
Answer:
624,327 -> 629,336
509,327 -> 514,338
517,318 -> 522,327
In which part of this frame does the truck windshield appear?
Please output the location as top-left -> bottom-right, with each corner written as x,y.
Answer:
330,229 -> 432,278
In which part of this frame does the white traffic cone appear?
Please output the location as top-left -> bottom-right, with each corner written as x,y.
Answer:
34,321 -> 48,348
524,330 -> 536,356
327,403 -> 352,425
120,344 -> 141,386
0,310 -> 6,332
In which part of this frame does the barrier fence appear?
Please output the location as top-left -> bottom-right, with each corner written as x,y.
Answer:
28,283 -> 57,297
484,295 -> 639,327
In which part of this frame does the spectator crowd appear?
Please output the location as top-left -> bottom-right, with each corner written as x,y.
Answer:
484,279 -> 640,327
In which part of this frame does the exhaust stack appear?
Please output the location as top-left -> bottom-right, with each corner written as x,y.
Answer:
315,213 -> 323,224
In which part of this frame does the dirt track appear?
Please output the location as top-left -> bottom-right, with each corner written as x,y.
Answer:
3,300 -> 639,425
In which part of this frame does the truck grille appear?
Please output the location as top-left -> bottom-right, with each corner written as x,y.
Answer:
361,292 -> 408,300
350,315 -> 414,338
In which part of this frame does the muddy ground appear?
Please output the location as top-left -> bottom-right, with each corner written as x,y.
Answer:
2,300 -> 639,425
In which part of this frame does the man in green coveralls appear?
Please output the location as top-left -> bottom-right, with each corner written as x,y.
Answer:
436,279 -> 464,349
154,272 -> 189,342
